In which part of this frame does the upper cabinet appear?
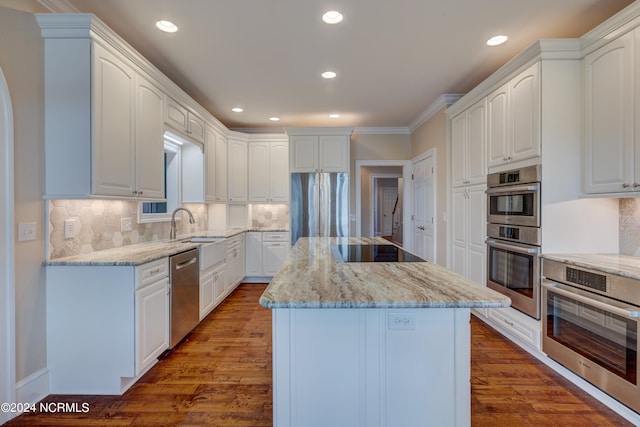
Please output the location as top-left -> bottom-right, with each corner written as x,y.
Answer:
165,97 -> 205,144
228,137 -> 248,202
583,31 -> 638,195
248,138 -> 289,202
37,14 -> 167,200
451,98 -> 487,187
288,128 -> 352,173
205,126 -> 228,202
487,63 -> 541,168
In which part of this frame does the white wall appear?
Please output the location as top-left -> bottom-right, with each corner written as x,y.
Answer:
0,5 -> 47,393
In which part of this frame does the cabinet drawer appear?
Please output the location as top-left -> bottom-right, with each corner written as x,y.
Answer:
136,258 -> 169,289
226,234 -> 245,248
263,232 -> 289,242
488,307 -> 540,349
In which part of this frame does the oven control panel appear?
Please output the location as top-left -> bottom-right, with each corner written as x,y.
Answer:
565,267 -> 607,292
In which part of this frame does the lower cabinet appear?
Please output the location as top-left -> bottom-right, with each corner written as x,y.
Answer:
199,261 -> 225,321
225,234 -> 245,293
245,231 -> 290,280
474,306 -> 541,351
46,258 -> 170,395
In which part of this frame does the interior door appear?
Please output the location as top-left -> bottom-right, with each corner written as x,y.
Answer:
381,187 -> 397,236
412,155 -> 434,261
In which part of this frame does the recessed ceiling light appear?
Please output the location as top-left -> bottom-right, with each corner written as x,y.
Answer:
322,10 -> 343,24
269,116 -> 281,122
329,114 -> 340,119
231,107 -> 244,113
322,71 -> 337,79
486,35 -> 508,46
155,20 -> 178,33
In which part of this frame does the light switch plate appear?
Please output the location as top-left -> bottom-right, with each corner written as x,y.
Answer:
64,219 -> 76,239
18,222 -> 36,241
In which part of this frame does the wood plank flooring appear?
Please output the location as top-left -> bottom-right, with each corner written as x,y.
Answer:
5,284 -> 633,426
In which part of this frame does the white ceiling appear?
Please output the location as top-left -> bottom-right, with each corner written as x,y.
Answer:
58,0 -> 634,131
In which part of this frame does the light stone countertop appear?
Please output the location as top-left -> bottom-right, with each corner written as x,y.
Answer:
542,253 -> 640,281
259,237 -> 512,309
44,227 -> 288,266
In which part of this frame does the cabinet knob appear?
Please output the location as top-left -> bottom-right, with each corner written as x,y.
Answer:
132,190 -> 138,195
138,190 -> 143,195
623,183 -> 630,189
634,183 -> 639,189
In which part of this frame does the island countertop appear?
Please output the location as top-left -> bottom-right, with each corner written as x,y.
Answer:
259,237 -> 511,309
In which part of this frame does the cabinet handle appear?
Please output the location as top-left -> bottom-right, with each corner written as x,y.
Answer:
634,183 -> 639,189
504,319 -> 514,327
623,183 -> 630,189
138,190 -> 143,195
132,190 -> 138,195
150,267 -> 161,275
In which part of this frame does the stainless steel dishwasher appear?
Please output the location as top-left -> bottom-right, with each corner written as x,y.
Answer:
169,248 -> 199,348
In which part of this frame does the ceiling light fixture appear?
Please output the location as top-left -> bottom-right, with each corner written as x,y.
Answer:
155,20 -> 178,33
486,35 -> 508,46
231,107 -> 244,113
269,116 -> 281,122
322,71 -> 337,79
329,114 -> 340,119
322,10 -> 343,24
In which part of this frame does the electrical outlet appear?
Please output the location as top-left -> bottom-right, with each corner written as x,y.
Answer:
388,313 -> 416,330
64,219 -> 76,239
121,217 -> 133,232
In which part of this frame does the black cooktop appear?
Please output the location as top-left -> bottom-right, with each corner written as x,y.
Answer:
332,244 -> 426,263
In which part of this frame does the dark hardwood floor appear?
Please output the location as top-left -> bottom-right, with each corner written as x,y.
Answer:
4,284 -> 633,426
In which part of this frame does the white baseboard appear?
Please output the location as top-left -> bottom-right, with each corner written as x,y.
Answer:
242,276 -> 273,283
16,368 -> 49,405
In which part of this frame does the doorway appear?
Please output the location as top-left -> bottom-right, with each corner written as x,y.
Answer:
0,66 -> 15,423
372,176 -> 402,244
412,150 -> 435,261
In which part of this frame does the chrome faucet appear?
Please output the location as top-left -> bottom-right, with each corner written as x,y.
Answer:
170,207 -> 196,240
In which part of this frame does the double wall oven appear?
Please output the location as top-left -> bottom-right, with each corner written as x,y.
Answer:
486,165 -> 541,319
542,258 -> 640,413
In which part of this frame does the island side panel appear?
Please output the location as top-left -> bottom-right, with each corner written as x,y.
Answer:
272,307 -> 471,427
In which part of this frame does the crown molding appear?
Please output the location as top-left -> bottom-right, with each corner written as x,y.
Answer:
581,1 -> 640,55
36,0 -> 79,13
353,127 -> 410,135
284,127 -> 354,136
409,94 -> 464,132
229,127 -> 285,135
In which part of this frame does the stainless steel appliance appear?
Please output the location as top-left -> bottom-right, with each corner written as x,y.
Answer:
331,244 -> 426,263
170,248 -> 200,348
486,165 -> 540,227
486,165 -> 542,319
542,258 -> 640,413
290,172 -> 349,244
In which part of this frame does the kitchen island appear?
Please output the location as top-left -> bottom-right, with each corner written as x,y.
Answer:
259,237 -> 510,427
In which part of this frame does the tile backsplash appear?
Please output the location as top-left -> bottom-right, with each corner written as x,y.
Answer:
249,204 -> 289,229
620,198 -> 640,256
48,200 -> 208,259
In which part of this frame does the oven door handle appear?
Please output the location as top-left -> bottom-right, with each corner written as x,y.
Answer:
542,281 -> 640,318
485,238 -> 539,254
486,183 -> 540,195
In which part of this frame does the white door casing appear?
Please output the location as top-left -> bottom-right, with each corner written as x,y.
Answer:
412,150 -> 435,261
0,65 -> 16,424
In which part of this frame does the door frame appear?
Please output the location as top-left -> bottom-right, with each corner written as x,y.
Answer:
355,160 -> 412,248
0,66 -> 16,423
411,149 -> 436,262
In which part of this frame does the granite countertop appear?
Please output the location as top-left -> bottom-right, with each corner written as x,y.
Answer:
542,253 -> 640,281
45,227 -> 288,266
259,237 -> 511,309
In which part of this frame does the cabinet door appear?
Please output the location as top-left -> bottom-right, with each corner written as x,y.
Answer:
92,43 -> 136,197
216,133 -> 228,200
248,142 -> 270,202
245,232 -> 263,276
263,242 -> 289,275
584,33 -> 634,194
204,126 -> 217,201
319,135 -> 349,172
135,74 -> 165,199
451,188 -> 468,277
467,99 -> 487,185
487,83 -> 509,168
467,185 -> 486,285
510,63 -> 540,163
290,136 -> 319,172
213,268 -> 226,305
269,141 -> 290,202
199,270 -> 215,321
165,97 -> 188,133
187,113 -> 205,143
451,112 -> 468,187
228,138 -> 247,202
135,278 -> 169,374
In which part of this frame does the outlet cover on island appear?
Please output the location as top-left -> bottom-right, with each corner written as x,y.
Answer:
121,217 -> 133,232
18,222 -> 36,241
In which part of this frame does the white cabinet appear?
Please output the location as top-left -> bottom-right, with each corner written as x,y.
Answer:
46,257 -> 170,394
38,17 -> 166,200
583,31 -> 638,195
487,63 -> 540,168
451,185 -> 486,286
245,232 -> 290,279
228,137 -> 248,202
165,96 -> 205,143
205,126 -> 228,202
198,240 -> 227,320
289,130 -> 351,173
451,98 -> 487,187
225,234 -> 245,292
248,139 -> 289,202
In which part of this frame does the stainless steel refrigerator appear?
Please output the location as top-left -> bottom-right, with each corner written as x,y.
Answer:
290,173 -> 349,244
